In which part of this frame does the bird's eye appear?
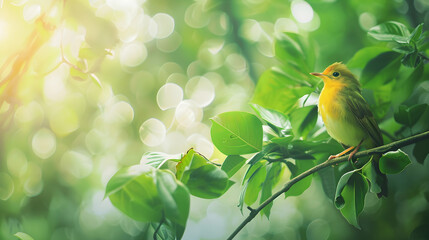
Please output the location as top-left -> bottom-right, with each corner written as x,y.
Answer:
332,72 -> 340,77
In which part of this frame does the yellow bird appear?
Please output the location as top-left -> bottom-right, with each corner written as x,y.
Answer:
311,62 -> 387,197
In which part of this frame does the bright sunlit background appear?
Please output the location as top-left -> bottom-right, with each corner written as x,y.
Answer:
0,0 -> 428,239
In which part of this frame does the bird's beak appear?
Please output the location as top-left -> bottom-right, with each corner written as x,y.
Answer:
310,72 -> 323,77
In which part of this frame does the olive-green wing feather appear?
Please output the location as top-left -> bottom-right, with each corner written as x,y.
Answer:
344,91 -> 383,146
342,90 -> 387,198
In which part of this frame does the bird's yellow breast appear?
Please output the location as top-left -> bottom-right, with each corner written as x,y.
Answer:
318,82 -> 366,147
318,82 -> 345,121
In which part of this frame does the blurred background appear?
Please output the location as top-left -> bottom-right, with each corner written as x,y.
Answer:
0,0 -> 428,239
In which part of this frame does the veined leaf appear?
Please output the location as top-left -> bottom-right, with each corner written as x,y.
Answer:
413,138 -> 429,164
274,32 -> 316,74
105,165 -> 163,222
251,103 -> 289,130
362,160 -> 385,194
251,68 -> 314,114
285,160 -> 315,198
289,105 -> 318,139
211,111 -> 263,155
347,46 -> 390,70
176,149 -> 230,199
409,23 -> 424,44
379,150 -> 411,174
239,161 -> 266,211
394,104 -> 428,127
335,170 -> 368,229
141,152 -> 181,169
244,163 -> 267,206
155,170 -> 190,239
402,51 -> 422,67
221,155 -> 247,178
393,63 -> 424,104
368,21 -> 410,43
360,51 -> 401,88
14,232 -> 34,240
318,166 -> 336,201
260,162 -> 284,218
176,149 -> 206,181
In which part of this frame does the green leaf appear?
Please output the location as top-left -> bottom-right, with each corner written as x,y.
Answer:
413,138 -> 429,164
393,45 -> 415,54
285,160 -> 315,198
221,155 -> 247,178
105,165 -> 163,222
251,103 -> 289,130
141,152 -> 181,169
289,105 -> 318,139
394,104 -> 428,126
362,160 -> 384,194
379,150 -> 411,174
244,163 -> 267,206
360,51 -> 402,88
274,32 -> 316,73
176,149 -> 230,199
318,166 -> 336,201
334,170 -> 356,209
211,111 -> 263,155
402,51 -> 422,68
287,139 -> 342,156
14,232 -> 34,240
186,164 -> 230,199
247,143 -> 278,166
393,63 -> 424,104
347,46 -> 390,69
368,21 -> 410,43
260,162 -> 284,218
251,68 -> 314,114
394,105 -> 409,125
152,221 -> 176,240
409,23 -> 424,44
155,170 -> 190,239
337,172 -> 368,229
176,149 -> 206,181
243,160 -> 265,184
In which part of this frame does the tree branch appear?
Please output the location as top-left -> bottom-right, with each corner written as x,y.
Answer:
227,130 -> 429,240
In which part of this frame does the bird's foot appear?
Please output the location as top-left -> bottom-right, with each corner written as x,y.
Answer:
328,146 -> 355,161
348,140 -> 363,167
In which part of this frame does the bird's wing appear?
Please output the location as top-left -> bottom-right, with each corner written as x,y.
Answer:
344,91 -> 383,146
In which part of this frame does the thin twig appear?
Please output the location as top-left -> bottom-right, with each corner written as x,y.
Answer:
227,130 -> 429,240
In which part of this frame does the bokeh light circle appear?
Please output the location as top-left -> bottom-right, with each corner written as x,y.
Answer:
139,118 -> 167,146
152,13 -> 175,39
32,128 -> 57,159
185,76 -> 215,107
291,0 -> 314,23
175,100 -> 203,127
120,42 -> 147,67
157,83 -> 183,110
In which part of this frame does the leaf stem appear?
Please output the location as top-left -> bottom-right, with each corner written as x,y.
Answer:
227,130 -> 429,240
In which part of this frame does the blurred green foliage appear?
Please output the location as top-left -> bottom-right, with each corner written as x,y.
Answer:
0,0 -> 428,240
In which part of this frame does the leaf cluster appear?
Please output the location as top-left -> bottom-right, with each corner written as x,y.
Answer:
105,21 -> 429,239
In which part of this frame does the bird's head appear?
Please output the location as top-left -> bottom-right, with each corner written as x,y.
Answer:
310,62 -> 360,89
